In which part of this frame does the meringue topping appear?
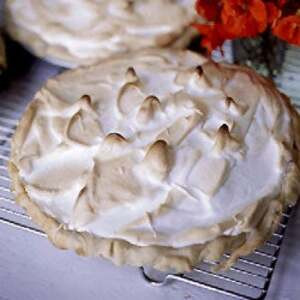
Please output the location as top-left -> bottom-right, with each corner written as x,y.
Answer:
14,49 -> 297,248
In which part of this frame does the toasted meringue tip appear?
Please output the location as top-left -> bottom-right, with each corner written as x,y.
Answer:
143,140 -> 169,180
137,95 -> 161,123
117,76 -> 144,115
215,124 -> 240,152
146,139 -> 169,160
225,96 -> 235,108
195,65 -> 203,76
225,96 -> 248,115
125,66 -> 139,83
144,95 -> 160,104
105,133 -> 127,143
123,0 -> 134,9
214,124 -> 230,151
150,139 -> 168,149
218,123 -> 230,135
80,94 -> 92,105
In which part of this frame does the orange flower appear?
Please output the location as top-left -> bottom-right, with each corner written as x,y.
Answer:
265,2 -> 281,26
194,0 -> 300,52
278,0 -> 287,8
195,0 -> 221,21
221,0 -> 268,38
193,23 -> 227,53
273,15 -> 300,45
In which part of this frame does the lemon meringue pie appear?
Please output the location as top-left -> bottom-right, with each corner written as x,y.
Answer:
5,0 -> 198,67
10,49 -> 300,271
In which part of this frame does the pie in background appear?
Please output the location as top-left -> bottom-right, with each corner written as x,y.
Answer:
5,0 -> 198,67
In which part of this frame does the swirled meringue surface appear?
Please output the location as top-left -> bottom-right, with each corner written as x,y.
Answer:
14,49 -> 295,248
5,0 -> 197,66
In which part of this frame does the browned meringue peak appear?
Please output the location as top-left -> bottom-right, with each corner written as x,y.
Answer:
125,66 -> 139,84
136,95 -> 161,124
99,133 -> 129,160
117,79 -> 144,115
103,133 -> 128,150
174,65 -> 206,86
225,96 -> 248,115
174,63 -> 227,93
39,91 -> 98,116
77,95 -> 101,118
118,0 -> 134,11
80,94 -> 95,108
195,65 -> 204,76
214,124 -> 240,153
142,140 -> 170,181
104,133 -> 128,144
66,95 -> 103,146
193,67 -> 219,90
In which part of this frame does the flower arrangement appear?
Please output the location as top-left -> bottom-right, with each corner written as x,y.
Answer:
194,0 -> 300,53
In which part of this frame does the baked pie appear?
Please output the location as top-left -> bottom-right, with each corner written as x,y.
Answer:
5,0 -> 198,67
9,49 -> 300,272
